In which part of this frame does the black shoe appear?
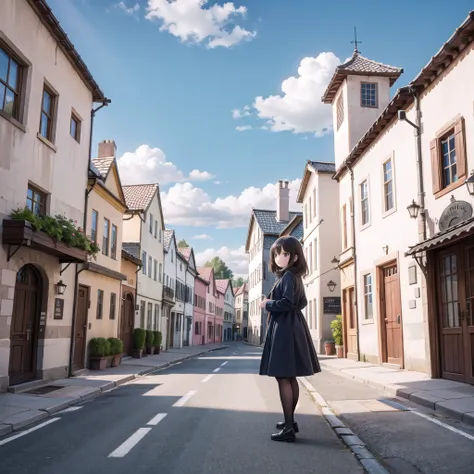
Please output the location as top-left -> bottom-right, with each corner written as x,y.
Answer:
276,421 -> 299,433
271,427 -> 296,442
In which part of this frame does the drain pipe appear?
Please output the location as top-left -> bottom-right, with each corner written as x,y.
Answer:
344,161 -> 361,362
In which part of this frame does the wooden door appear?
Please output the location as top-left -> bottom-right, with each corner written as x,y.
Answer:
383,264 -> 403,366
343,286 -> 357,358
72,285 -> 89,372
168,313 -> 175,348
9,266 -> 39,385
121,293 -> 134,355
463,242 -> 474,384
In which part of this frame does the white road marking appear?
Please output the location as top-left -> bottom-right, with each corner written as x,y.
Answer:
0,418 -> 60,447
411,410 -> 474,442
202,374 -> 214,383
58,406 -> 83,414
146,413 -> 167,426
213,367 -> 220,373
108,428 -> 151,458
221,361 -> 228,366
173,390 -> 197,407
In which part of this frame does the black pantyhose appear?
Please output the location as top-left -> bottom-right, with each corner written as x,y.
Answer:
276,377 -> 299,430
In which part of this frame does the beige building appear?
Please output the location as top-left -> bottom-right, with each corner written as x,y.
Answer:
73,141 -> 127,372
326,11 -> 474,385
0,0 -> 107,390
234,283 -> 248,339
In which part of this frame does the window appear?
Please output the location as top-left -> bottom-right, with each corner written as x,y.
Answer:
304,204 -> 308,228
313,298 -> 317,328
154,221 -> 158,238
308,299 -> 312,329
154,259 -> 158,281
154,304 -> 159,331
309,197 -> 312,223
363,274 -> 373,319
342,204 -> 348,249
140,301 -> 145,328
70,113 -> 81,142
313,238 -> 318,270
111,224 -> 117,259
142,251 -> 147,275
360,180 -> 370,226
96,290 -> 104,319
159,263 -> 163,282
39,85 -> 56,141
430,117 -> 466,196
91,210 -> 98,243
383,159 -> 394,212
148,256 -> 152,278
109,293 -> 116,320
361,83 -> 377,108
171,250 -> 174,262
309,242 -> 313,274
26,185 -> 46,216
0,46 -> 21,119
102,219 -> 110,256
313,188 -> 316,217
159,229 -> 162,242
147,302 -> 153,329
149,213 -> 153,234
336,94 -> 344,130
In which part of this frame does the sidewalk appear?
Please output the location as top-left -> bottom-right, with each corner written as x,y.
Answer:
0,343 -> 227,436
317,356 -> 474,427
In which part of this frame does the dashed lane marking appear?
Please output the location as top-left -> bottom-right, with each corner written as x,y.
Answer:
213,367 -> 220,373
108,428 -> 151,458
58,406 -> 83,414
221,361 -> 228,366
173,390 -> 197,407
146,413 -> 167,426
202,374 -> 214,383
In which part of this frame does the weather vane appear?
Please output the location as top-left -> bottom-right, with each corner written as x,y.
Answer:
351,27 -> 361,53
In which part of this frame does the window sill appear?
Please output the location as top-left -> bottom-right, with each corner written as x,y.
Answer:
37,133 -> 57,153
434,177 -> 466,199
382,207 -> 397,219
362,318 -> 374,325
0,110 -> 26,133
360,222 -> 371,232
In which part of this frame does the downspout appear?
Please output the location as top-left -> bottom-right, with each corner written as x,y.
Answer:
68,98 -> 110,377
344,161 -> 361,362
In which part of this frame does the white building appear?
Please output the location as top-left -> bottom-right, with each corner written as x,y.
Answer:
174,250 -> 187,348
178,246 -> 197,347
216,280 -> 235,341
122,183 -> 166,342
0,0 -> 107,390
296,161 -> 341,353
234,283 -> 249,339
163,230 -> 177,349
325,11 -> 474,385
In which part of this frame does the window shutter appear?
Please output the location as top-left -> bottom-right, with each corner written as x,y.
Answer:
430,138 -> 442,194
454,117 -> 467,178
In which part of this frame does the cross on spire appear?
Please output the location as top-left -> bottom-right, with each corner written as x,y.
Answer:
351,27 -> 362,53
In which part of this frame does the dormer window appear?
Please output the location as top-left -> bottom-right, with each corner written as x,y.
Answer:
361,83 -> 378,108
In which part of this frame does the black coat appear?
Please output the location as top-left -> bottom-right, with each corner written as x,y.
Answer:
259,270 -> 321,378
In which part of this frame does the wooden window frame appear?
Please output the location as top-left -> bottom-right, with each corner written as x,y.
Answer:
109,293 -> 116,320
70,111 -> 81,142
26,184 -> 47,216
431,116 -> 467,199
91,210 -> 98,244
39,83 -> 57,143
102,218 -> 110,256
96,289 -> 104,319
360,82 -> 378,108
0,44 -> 24,122
111,224 -> 117,259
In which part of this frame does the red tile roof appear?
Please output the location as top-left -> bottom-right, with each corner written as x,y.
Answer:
91,157 -> 114,179
197,267 -> 213,282
123,184 -> 158,211
215,279 -> 230,293
178,247 -> 191,261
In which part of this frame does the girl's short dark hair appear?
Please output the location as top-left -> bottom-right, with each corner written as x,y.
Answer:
269,236 -> 308,278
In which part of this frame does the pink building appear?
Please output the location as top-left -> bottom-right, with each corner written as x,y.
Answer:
193,274 -> 207,346
197,267 -> 217,344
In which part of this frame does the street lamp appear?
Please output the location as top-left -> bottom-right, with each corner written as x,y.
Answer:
407,200 -> 421,219
56,280 -> 67,295
331,256 -> 340,270
327,280 -> 337,293
466,170 -> 474,196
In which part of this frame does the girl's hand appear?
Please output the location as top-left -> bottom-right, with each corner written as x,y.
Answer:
259,299 -> 269,309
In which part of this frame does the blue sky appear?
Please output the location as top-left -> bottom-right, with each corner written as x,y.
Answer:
48,0 -> 473,276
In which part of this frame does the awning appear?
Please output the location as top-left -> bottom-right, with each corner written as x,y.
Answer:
405,216 -> 474,256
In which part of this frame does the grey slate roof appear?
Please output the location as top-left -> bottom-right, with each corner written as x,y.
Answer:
310,161 -> 335,173
289,221 -> 304,241
253,209 -> 303,236
263,235 -> 278,250
122,242 -> 140,259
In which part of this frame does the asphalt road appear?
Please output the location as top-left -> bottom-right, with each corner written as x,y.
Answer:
0,344 -> 362,474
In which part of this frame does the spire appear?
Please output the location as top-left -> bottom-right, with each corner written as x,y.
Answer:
351,27 -> 362,54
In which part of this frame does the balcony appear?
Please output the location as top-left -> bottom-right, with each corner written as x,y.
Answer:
163,285 -> 175,303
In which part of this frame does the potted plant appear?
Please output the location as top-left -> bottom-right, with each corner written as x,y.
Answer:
324,339 -> 336,356
153,331 -> 162,354
132,328 -> 146,358
89,337 -> 111,370
330,315 -> 344,358
108,337 -> 124,367
145,329 -> 155,354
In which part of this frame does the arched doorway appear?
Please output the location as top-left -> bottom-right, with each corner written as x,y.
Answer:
120,293 -> 134,355
9,265 -> 42,385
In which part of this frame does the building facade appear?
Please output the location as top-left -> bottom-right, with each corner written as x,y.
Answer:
193,274 -> 207,346
163,230 -> 177,349
0,0 -> 106,390
178,246 -> 197,347
216,279 -> 235,341
197,267 -> 216,344
174,251 -> 187,348
234,283 -> 248,340
297,161 -> 341,353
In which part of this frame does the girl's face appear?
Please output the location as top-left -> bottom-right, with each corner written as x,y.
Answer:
274,248 -> 294,269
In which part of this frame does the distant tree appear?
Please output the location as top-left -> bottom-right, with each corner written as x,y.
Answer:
177,239 -> 189,248
232,277 -> 245,288
205,256 -> 233,279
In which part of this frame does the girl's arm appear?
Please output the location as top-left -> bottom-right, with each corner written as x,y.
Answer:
265,272 -> 294,313
298,293 -> 308,310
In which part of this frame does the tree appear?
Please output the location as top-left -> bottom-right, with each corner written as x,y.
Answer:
205,256 -> 233,279
232,277 -> 245,288
178,239 -> 189,248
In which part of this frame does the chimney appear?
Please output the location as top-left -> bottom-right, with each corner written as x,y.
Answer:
276,180 -> 290,222
98,139 -> 117,158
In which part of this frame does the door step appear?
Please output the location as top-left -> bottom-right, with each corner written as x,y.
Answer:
8,379 -> 49,394
382,363 -> 401,370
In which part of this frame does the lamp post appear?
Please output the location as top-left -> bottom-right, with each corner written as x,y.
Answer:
407,200 -> 421,219
327,280 -> 337,293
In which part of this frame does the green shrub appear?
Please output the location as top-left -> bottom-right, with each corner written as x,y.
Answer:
153,331 -> 162,347
146,330 -> 154,348
89,337 -> 110,357
133,328 -> 146,350
330,315 -> 343,346
108,337 -> 124,355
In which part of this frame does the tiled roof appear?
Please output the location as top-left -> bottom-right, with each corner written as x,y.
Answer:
235,282 -> 248,296
215,279 -> 230,293
263,235 -> 278,250
121,248 -> 142,265
310,161 -> 335,173
253,209 -> 303,235
289,221 -> 304,241
163,230 -> 174,252
197,267 -> 213,282
122,243 -> 140,260
322,52 -> 403,104
89,162 -> 102,179
91,157 -> 114,179
178,247 -> 191,261
123,184 -> 158,211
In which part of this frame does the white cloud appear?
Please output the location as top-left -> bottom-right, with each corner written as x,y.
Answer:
146,0 -> 256,48
161,179 -> 302,228
236,125 -> 252,132
116,1 -> 140,15
193,234 -> 212,240
248,52 -> 341,136
195,245 -> 248,276
232,106 -> 251,119
117,144 -> 215,185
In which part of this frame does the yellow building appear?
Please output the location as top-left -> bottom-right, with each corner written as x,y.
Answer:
73,140 -> 128,372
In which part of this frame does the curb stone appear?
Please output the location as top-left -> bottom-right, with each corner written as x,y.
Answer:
300,376 -> 389,474
0,345 -> 227,437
